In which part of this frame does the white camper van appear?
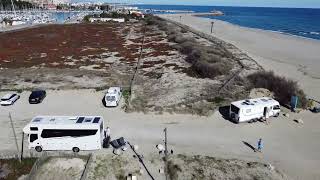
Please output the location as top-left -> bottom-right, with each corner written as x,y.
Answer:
230,97 -> 281,123
105,87 -> 122,107
23,116 -> 105,152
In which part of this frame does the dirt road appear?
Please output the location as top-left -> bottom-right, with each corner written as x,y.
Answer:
0,90 -> 319,179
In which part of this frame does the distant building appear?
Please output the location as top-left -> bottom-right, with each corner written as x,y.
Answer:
46,4 -> 57,10
25,0 -> 69,6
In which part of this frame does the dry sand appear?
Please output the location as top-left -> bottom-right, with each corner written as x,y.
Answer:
33,157 -> 86,180
159,14 -> 320,100
0,90 -> 319,179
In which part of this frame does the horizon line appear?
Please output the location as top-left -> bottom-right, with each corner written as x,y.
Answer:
129,3 -> 320,9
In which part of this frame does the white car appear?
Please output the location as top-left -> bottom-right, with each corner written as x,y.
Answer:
105,87 -> 122,107
0,93 -> 20,106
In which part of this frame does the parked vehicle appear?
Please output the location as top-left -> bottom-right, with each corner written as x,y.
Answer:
23,116 -> 105,152
104,87 -> 122,107
29,90 -> 46,104
311,107 -> 320,113
230,97 -> 281,123
0,93 -> 20,106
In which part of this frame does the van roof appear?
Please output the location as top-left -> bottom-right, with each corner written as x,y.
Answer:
231,97 -> 279,108
107,87 -> 120,94
23,116 -> 104,134
27,116 -> 103,125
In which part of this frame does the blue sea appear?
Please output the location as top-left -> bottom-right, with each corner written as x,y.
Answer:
136,5 -> 320,40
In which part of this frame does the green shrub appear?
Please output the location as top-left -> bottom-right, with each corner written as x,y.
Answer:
248,71 -> 308,108
83,15 -> 91,22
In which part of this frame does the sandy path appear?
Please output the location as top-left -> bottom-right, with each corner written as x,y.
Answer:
0,90 -> 319,179
159,14 -> 320,100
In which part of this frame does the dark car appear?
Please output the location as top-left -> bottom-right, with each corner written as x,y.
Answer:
29,90 -> 46,104
311,107 -> 320,113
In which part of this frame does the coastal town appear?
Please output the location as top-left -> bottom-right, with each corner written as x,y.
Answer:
0,0 -> 320,180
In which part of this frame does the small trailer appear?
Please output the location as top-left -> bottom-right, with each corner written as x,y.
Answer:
23,116 -> 105,152
230,97 -> 281,123
105,87 -> 122,107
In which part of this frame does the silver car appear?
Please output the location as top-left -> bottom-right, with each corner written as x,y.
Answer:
0,93 -> 20,106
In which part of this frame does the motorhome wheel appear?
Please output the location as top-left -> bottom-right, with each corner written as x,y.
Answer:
35,146 -> 42,152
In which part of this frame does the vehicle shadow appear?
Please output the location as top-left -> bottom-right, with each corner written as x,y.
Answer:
218,106 -> 237,124
102,97 -> 107,107
242,141 -> 256,152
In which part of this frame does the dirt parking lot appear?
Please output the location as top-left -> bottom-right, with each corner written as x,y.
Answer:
0,90 -> 319,179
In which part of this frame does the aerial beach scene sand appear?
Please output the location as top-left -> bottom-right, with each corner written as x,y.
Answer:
0,1 -> 320,180
160,13 -> 320,100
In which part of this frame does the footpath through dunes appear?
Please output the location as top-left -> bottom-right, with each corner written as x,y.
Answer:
159,13 -> 320,100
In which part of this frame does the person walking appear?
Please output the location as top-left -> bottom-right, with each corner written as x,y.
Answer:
257,138 -> 263,152
103,127 -> 111,148
104,127 -> 110,138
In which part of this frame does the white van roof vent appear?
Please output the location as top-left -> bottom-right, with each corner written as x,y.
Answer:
68,117 -> 77,120
242,101 -> 255,105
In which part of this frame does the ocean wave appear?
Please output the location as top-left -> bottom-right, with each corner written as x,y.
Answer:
310,32 -> 320,35
299,32 -> 308,35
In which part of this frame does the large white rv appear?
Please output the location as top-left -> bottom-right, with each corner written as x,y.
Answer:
23,116 -> 105,152
230,97 -> 281,123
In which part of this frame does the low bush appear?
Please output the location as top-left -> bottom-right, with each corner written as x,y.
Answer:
146,15 -> 233,79
192,61 -> 232,78
248,71 -> 307,108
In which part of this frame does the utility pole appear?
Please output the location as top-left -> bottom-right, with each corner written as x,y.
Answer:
20,132 -> 24,161
164,128 -> 168,157
128,142 -> 155,180
164,128 -> 168,180
211,21 -> 215,33
9,112 -> 20,162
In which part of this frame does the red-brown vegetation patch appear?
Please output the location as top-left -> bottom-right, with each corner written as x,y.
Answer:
141,60 -> 166,69
0,23 -> 144,69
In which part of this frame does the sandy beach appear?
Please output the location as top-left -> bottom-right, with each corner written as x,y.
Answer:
159,14 -> 320,100
0,90 -> 320,179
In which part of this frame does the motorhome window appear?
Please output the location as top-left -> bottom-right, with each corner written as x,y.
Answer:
231,104 -> 240,114
30,134 -> 38,142
30,127 -> 38,131
273,105 -> 280,110
106,96 -> 115,101
41,129 -> 98,138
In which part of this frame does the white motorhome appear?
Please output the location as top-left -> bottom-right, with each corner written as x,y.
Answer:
105,87 -> 122,107
230,97 -> 281,123
23,116 -> 105,152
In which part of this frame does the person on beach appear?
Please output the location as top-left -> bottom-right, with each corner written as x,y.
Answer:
257,138 -> 263,152
103,127 -> 111,148
104,127 -> 111,138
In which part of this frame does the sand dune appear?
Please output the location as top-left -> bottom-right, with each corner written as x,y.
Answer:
159,14 -> 320,100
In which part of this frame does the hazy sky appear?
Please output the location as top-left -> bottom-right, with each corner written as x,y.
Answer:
100,0 -> 320,8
